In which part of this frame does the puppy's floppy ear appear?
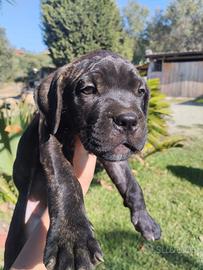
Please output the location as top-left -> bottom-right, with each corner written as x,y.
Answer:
34,67 -> 68,134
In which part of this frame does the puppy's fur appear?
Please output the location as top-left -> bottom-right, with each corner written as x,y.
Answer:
4,51 -> 161,270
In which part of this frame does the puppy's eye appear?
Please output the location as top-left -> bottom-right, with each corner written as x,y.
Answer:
137,88 -> 146,96
81,86 -> 96,95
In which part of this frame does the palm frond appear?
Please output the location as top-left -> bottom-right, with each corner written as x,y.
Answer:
143,78 -> 185,157
0,176 -> 17,204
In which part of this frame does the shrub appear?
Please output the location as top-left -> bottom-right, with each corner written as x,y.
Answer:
143,78 -> 184,157
0,99 -> 34,203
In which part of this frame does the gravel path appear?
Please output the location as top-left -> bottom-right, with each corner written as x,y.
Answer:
169,102 -> 203,137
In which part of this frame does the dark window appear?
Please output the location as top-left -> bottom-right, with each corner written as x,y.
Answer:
152,60 -> 162,72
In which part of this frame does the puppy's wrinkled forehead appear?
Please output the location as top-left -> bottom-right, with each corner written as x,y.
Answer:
83,56 -> 142,91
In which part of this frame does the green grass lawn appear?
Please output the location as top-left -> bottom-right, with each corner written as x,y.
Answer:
0,138 -> 202,269
85,138 -> 203,270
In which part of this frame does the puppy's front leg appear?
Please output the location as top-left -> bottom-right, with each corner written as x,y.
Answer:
40,135 -> 102,270
100,159 -> 161,241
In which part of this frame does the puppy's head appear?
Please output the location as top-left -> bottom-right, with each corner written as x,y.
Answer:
35,50 -> 149,161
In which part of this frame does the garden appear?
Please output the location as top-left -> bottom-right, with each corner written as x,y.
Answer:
0,79 -> 202,269
0,0 -> 203,268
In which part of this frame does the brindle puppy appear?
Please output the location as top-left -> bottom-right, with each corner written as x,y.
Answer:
4,50 -> 161,270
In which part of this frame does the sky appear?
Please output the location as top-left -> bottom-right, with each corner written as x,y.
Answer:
0,0 -> 170,53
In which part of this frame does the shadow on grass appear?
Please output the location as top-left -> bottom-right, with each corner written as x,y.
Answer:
194,124 -> 203,129
101,230 -> 202,270
179,95 -> 203,106
167,166 -> 203,187
0,173 -> 12,182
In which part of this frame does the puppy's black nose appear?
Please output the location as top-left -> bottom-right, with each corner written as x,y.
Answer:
113,112 -> 138,131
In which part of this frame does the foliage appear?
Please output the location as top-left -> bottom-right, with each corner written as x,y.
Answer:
0,100 -> 34,157
0,0 -> 14,5
0,28 -> 13,84
12,50 -> 53,83
123,0 -> 149,38
0,0 -> 14,8
144,79 -> 184,157
0,26 -> 53,84
0,99 -> 34,202
122,0 -> 203,61
122,0 -> 149,64
0,176 -> 17,203
41,0 -> 133,66
146,0 -> 203,52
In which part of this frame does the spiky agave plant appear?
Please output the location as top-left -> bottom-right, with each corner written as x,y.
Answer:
0,99 -> 34,203
143,78 -> 184,157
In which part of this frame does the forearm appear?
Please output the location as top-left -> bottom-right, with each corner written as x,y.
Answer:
11,208 -> 49,270
101,159 -> 146,212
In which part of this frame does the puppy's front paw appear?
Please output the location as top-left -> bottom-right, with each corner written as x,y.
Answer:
132,210 -> 161,241
44,219 -> 103,270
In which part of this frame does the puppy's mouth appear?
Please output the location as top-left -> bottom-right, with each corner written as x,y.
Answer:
123,142 -> 138,152
96,140 -> 142,162
81,130 -> 146,161
113,142 -> 137,155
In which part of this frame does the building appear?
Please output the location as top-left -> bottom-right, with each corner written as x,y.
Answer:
146,51 -> 203,97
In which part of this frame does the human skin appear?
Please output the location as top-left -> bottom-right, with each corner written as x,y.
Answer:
11,136 -> 97,270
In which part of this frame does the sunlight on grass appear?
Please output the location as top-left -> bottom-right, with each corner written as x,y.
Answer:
0,139 -> 202,269
85,138 -> 203,270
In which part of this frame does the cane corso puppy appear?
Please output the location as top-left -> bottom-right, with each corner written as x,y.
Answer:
4,50 -> 161,270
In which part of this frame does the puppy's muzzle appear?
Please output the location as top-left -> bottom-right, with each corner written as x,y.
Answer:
113,112 -> 138,132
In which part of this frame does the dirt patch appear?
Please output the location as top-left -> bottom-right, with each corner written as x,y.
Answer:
0,82 -> 24,99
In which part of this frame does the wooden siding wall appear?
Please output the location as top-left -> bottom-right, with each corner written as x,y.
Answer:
147,71 -> 162,81
161,61 -> 203,97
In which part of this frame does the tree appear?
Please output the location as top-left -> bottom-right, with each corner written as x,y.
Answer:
0,0 -> 15,7
122,0 -> 149,64
41,0 -> 133,66
0,28 -> 13,83
147,0 -> 203,52
12,51 -> 53,82
123,0 -> 149,38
